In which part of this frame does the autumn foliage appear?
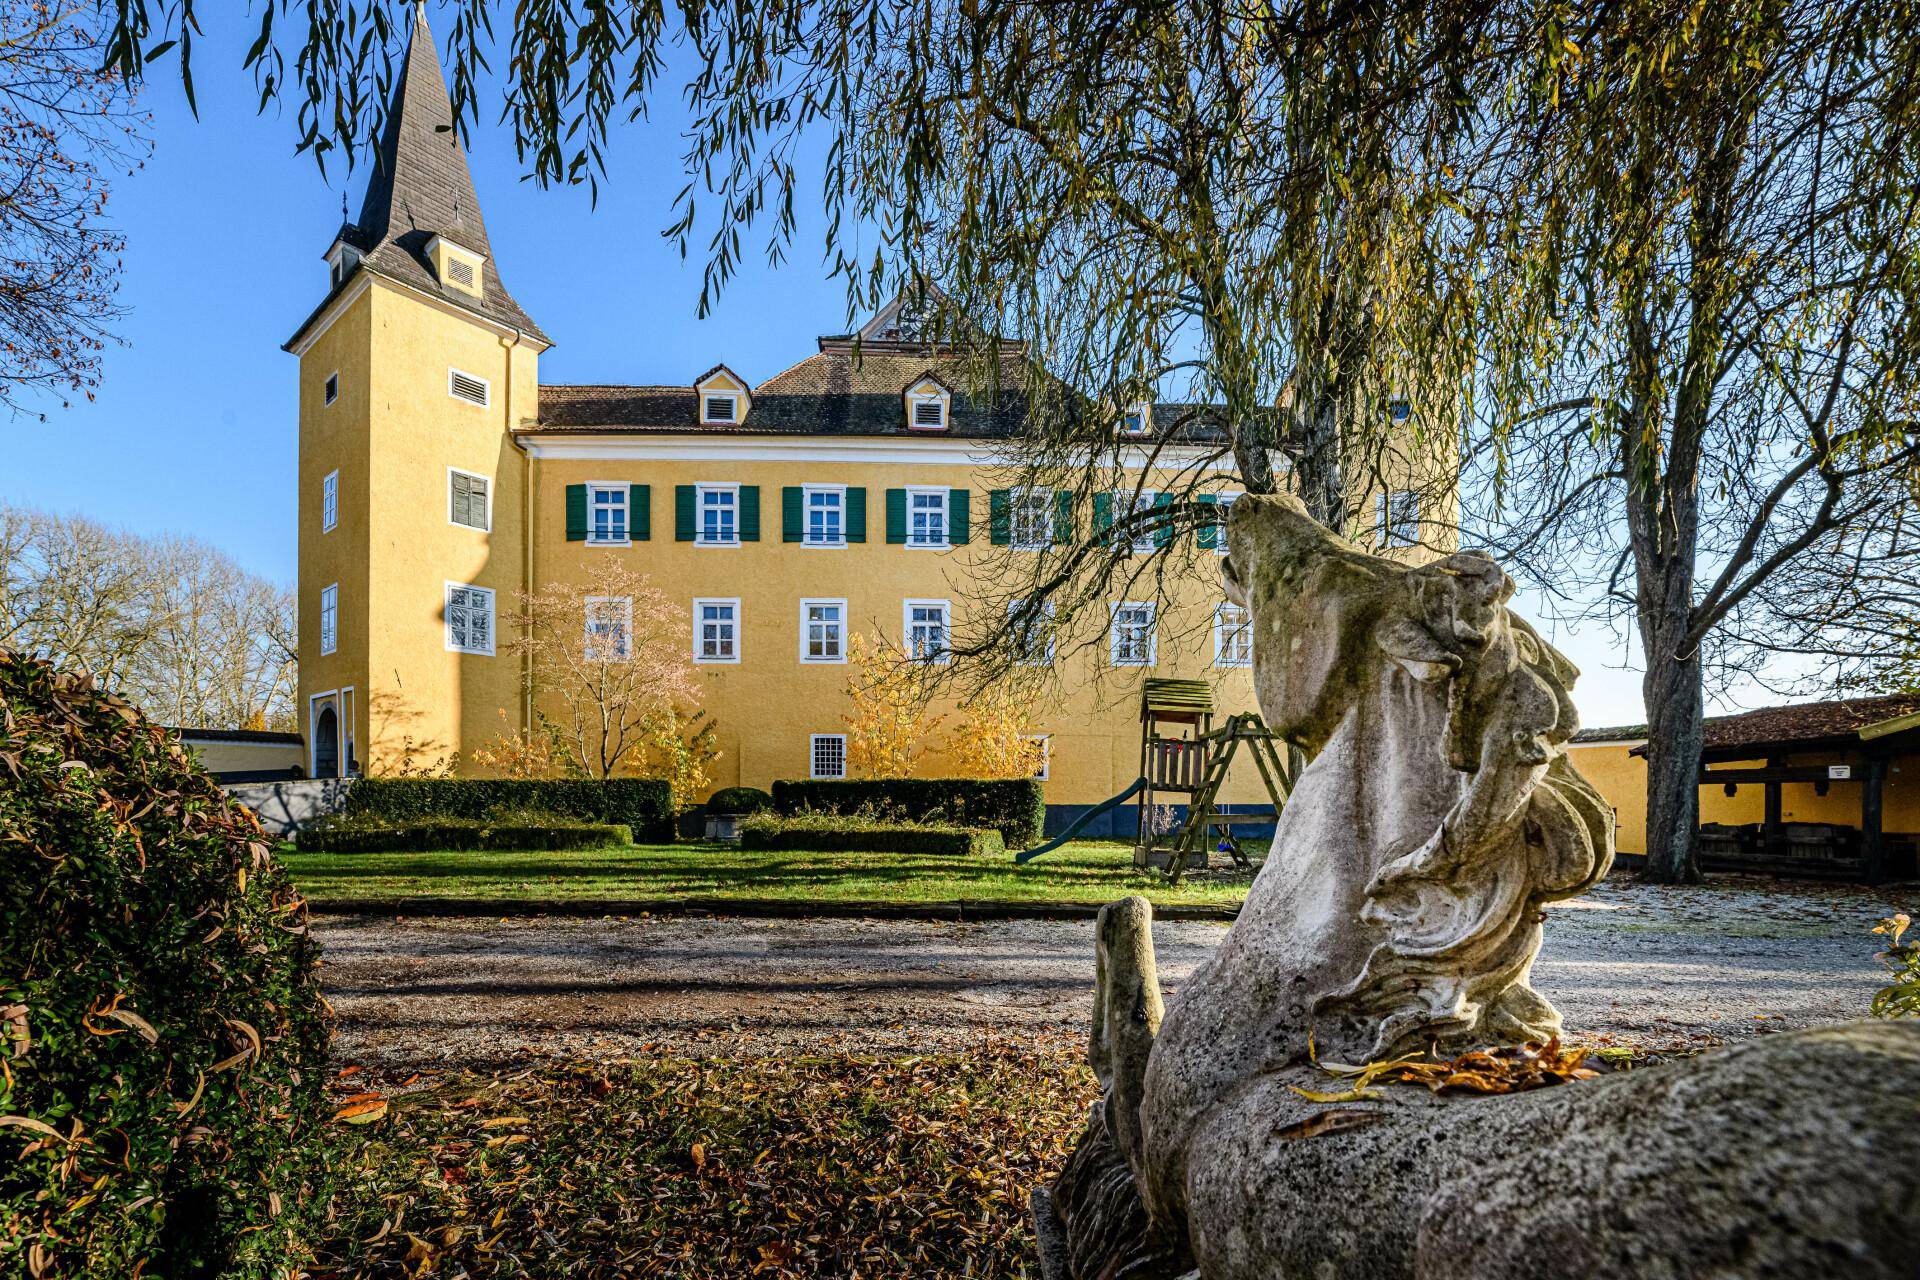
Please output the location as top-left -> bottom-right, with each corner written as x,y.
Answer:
843,632 -> 942,779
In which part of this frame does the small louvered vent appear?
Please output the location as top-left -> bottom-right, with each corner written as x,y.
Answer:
449,369 -> 490,406
446,257 -> 477,289
913,398 -> 946,428
704,395 -> 737,423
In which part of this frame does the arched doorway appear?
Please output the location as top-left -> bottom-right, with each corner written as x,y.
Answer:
314,705 -> 339,779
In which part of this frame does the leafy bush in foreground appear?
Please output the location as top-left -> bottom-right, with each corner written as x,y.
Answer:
342,777 -> 674,841
770,778 -> 1044,844
1872,914 -> 1918,1018
739,813 -> 1006,857
297,814 -> 629,854
0,652 -> 329,1278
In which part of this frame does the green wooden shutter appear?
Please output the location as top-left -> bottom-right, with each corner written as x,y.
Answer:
1195,494 -> 1220,549
846,487 -> 868,543
989,490 -> 1011,545
629,484 -> 650,541
1152,492 -> 1174,548
1092,492 -> 1114,544
885,488 -> 908,544
675,485 -> 696,541
949,489 -> 972,545
565,483 -> 588,541
1053,490 -> 1073,545
739,486 -> 761,541
782,487 -> 804,542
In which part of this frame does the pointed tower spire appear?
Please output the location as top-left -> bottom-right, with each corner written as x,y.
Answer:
332,3 -> 546,341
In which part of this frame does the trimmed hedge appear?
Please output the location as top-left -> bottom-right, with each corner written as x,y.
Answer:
341,777 -> 674,841
297,816 -> 629,854
705,786 -> 774,816
770,778 -> 1044,844
1,652 -> 330,1278
739,815 -> 1005,857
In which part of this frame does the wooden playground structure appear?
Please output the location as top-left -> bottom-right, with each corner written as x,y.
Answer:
1016,678 -> 1291,883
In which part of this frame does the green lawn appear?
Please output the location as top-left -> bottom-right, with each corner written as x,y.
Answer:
283,840 -> 1259,910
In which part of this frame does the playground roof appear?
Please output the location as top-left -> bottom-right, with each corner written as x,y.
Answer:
1142,678 -> 1214,721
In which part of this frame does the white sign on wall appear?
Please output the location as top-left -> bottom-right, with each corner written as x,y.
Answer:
1828,765 -> 1853,780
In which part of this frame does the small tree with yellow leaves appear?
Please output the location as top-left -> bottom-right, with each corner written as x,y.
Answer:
947,683 -> 1046,780
843,631 -> 943,779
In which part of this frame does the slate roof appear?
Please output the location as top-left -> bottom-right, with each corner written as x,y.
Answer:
1573,693 -> 1920,752
286,6 -> 547,349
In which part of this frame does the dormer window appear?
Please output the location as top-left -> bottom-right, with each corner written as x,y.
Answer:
1121,402 -> 1152,436
325,242 -> 362,291
695,364 -> 750,426
425,235 -> 486,299
905,377 -> 951,431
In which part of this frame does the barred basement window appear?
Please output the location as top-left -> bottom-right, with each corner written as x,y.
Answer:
811,733 -> 847,779
449,368 -> 490,407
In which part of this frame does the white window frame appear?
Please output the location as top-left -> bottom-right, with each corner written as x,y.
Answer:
447,367 -> 491,407
1009,486 -> 1053,551
1007,598 -> 1056,666
586,482 -> 630,546
318,583 -> 338,656
1120,401 -> 1152,436
1029,735 -> 1051,781
1125,489 -> 1160,555
702,391 -> 742,425
799,598 -> 848,665
1379,490 -> 1420,549
584,595 -> 634,663
904,598 -> 953,665
1214,602 -> 1253,668
906,486 -> 950,549
802,484 -> 847,548
324,371 -> 339,406
444,582 -> 496,656
694,597 -> 741,664
695,483 -> 741,547
908,389 -> 949,431
1211,491 -> 1243,554
447,466 -> 492,532
321,470 -> 338,533
1110,601 -> 1157,668
810,733 -> 848,780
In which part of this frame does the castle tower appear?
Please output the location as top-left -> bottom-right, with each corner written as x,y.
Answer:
284,5 -> 547,777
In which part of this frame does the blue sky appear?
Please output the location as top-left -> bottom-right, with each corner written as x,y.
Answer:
0,14 -> 1663,725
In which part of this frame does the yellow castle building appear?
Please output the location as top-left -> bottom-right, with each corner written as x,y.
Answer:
286,10 -> 1440,833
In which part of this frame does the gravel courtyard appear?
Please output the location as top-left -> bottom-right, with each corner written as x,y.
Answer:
314,875 -> 1915,1070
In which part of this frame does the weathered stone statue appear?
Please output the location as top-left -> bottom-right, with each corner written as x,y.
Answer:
1036,492 -> 1920,1280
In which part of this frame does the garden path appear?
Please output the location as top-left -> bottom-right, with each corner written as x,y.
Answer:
315,874 -> 1912,1070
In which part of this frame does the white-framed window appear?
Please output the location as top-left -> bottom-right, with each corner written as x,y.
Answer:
804,485 -> 845,546
1007,598 -> 1055,666
321,470 -> 339,533
695,598 -> 740,663
904,599 -> 952,664
1379,490 -> 1420,548
448,367 -> 490,407
318,583 -> 338,656
800,599 -> 846,664
588,483 -> 629,545
324,372 -> 339,406
1110,602 -> 1157,667
697,484 -> 740,545
1214,602 -> 1253,668
1010,487 -> 1053,550
1029,735 -> 1051,781
1210,491 -> 1242,554
584,595 -> 633,663
810,733 -> 848,779
449,468 -> 491,532
1126,490 -> 1160,554
446,583 -> 495,655
907,487 -> 949,548
1121,402 -> 1151,436
702,391 -> 740,424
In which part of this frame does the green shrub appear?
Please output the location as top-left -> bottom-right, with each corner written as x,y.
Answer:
769,779 -> 1043,844
297,814 -> 629,854
705,786 -> 774,816
0,652 -> 329,1278
738,813 -> 1006,857
1872,913 -> 1918,1018
342,777 -> 674,841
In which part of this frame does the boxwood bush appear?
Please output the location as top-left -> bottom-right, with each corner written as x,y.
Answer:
705,786 -> 774,816
297,814 -> 629,854
738,814 -> 1006,857
770,779 -> 1043,844
341,777 -> 674,841
0,652 -> 330,1279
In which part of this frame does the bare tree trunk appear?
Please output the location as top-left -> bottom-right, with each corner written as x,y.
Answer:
1640,602 -> 1705,884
